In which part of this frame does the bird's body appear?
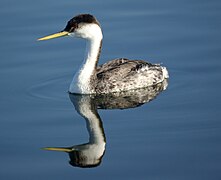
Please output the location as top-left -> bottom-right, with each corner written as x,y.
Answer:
94,58 -> 168,94
38,14 -> 169,94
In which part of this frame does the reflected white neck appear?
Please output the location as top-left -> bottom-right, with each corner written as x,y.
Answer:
77,97 -> 105,144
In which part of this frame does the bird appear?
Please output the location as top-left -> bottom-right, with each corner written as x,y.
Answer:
38,14 -> 169,94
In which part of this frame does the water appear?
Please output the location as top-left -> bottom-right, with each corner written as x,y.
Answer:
1,0 -> 221,179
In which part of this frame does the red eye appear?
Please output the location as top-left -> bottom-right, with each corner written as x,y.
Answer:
69,27 -> 75,32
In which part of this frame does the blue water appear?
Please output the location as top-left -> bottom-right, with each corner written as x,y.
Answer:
1,0 -> 221,179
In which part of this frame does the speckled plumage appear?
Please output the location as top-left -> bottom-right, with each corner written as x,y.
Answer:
94,58 -> 168,94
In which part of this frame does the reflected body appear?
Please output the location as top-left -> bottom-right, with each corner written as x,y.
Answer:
38,14 -> 169,94
43,80 -> 168,168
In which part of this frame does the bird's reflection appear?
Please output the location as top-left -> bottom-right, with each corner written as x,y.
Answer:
43,80 -> 168,168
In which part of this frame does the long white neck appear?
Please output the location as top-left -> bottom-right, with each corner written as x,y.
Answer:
69,24 -> 103,94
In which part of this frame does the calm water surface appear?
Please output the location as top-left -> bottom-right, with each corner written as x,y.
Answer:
1,0 -> 221,179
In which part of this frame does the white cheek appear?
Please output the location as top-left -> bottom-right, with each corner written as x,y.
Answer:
68,32 -> 80,38
68,24 -> 103,40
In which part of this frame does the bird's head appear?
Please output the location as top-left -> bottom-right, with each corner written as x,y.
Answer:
38,14 -> 103,41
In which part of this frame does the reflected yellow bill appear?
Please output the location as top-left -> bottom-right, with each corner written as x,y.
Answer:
38,31 -> 69,41
42,147 -> 73,152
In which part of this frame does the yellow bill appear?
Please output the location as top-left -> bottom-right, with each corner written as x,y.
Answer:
38,31 -> 69,41
42,147 -> 73,152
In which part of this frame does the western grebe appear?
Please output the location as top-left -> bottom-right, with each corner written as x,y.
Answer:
38,14 -> 169,94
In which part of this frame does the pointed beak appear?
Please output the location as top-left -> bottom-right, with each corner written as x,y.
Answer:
42,147 -> 73,152
38,31 -> 69,41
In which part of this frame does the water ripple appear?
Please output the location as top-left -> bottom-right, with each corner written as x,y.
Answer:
26,74 -> 70,102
